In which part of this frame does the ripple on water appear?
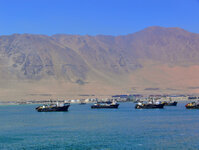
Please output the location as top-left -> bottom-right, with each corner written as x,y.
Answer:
0,103 -> 199,149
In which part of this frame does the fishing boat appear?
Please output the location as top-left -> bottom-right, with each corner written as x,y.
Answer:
134,99 -> 143,103
162,101 -> 177,106
185,102 -> 199,109
36,102 -> 70,112
78,99 -> 86,105
79,102 -> 86,105
91,101 -> 119,109
135,101 -> 164,109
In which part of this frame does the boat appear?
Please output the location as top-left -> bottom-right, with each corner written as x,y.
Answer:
91,101 -> 119,109
135,101 -> 164,109
162,101 -> 177,106
79,102 -> 86,105
185,102 -> 199,109
36,102 -> 70,112
134,99 -> 143,103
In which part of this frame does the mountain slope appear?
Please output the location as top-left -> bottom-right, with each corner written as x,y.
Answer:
0,26 -> 199,100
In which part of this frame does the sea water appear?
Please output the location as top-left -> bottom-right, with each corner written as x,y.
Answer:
0,102 -> 199,150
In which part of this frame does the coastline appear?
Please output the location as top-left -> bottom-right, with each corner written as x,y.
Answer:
0,99 -> 194,106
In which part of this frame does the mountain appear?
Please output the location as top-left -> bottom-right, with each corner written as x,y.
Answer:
0,26 -> 199,101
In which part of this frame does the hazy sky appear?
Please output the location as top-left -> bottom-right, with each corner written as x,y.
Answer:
0,0 -> 198,35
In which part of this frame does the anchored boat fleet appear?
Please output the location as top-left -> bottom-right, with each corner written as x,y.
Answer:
35,97 -> 199,112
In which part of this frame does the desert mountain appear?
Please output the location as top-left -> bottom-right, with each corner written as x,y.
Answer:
1,26 -> 199,100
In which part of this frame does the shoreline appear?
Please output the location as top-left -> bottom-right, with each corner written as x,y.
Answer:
0,99 -> 194,106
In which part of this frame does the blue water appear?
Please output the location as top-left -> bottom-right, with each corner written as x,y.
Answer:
0,102 -> 199,150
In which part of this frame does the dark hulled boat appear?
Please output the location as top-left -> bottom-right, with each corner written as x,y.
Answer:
91,101 -> 119,109
135,100 -> 164,109
185,102 -> 199,109
162,101 -> 177,106
79,102 -> 86,105
36,103 -> 70,112
135,103 -> 164,109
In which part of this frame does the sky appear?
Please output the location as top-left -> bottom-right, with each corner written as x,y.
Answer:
0,0 -> 198,35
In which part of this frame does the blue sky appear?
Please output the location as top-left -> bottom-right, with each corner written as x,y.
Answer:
0,0 -> 198,35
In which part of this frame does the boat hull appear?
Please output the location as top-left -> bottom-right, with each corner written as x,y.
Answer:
164,101 -> 178,106
79,103 -> 86,105
91,104 -> 119,109
186,106 -> 199,109
185,104 -> 199,109
36,105 -> 70,112
135,104 -> 164,109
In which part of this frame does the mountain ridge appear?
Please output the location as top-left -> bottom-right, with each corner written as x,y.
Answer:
1,26 -> 199,100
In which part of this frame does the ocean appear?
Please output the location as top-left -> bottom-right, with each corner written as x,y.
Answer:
0,102 -> 199,150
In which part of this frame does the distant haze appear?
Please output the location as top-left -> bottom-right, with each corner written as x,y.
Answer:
1,26 -> 199,101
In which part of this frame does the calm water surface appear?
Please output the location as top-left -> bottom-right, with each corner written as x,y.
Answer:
0,102 -> 199,150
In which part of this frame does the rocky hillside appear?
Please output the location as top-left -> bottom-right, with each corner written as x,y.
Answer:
1,26 -> 199,100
